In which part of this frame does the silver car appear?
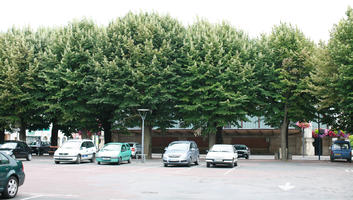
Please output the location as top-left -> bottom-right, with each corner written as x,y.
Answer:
162,141 -> 199,167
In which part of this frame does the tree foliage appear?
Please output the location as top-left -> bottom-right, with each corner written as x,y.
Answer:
177,20 -> 256,143
327,7 -> 353,132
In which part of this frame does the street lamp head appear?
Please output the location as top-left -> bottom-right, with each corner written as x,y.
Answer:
137,109 -> 150,112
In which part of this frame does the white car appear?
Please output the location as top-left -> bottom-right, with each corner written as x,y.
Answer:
54,139 -> 96,164
206,144 -> 238,168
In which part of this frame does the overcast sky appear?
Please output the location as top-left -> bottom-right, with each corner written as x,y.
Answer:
0,0 -> 352,42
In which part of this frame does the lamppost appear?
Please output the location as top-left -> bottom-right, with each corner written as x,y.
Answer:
138,109 -> 150,163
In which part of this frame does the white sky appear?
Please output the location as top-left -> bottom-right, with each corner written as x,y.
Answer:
0,0 -> 352,42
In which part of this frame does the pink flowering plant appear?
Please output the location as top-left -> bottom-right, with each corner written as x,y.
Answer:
312,129 -> 350,138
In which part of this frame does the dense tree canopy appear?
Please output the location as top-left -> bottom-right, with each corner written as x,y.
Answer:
255,23 -> 316,159
177,20 -> 256,143
0,10 -> 352,161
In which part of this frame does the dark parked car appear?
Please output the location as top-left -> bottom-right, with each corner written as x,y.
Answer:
28,141 -> 50,155
0,141 -> 32,161
0,152 -> 25,198
234,144 -> 250,159
330,140 -> 352,162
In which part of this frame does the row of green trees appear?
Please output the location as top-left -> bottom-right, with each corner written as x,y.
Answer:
0,8 -> 352,159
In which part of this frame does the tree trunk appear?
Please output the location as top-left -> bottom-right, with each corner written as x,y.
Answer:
51,120 -> 59,146
215,126 -> 223,144
19,118 -> 26,141
280,105 -> 289,160
144,125 -> 152,159
0,127 -> 5,144
80,129 -> 90,139
102,121 -> 112,144
208,133 -> 216,150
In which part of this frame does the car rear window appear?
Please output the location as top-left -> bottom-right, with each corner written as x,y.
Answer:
332,143 -> 350,150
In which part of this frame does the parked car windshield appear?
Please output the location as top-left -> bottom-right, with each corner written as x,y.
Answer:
61,141 -> 81,149
102,144 -> 121,151
210,145 -> 233,152
168,143 -> 189,151
235,145 -> 247,150
0,142 -> 17,149
332,143 -> 350,150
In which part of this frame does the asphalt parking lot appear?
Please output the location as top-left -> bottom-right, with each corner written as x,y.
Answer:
9,155 -> 353,200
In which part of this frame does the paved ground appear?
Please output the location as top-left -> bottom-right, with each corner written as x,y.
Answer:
9,155 -> 353,200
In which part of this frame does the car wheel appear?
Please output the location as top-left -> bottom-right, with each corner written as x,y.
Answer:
76,155 -> 81,164
55,161 -> 60,164
3,176 -> 18,198
97,161 -> 101,165
234,161 -> 238,166
164,163 -> 168,167
128,156 -> 131,164
245,155 -> 249,159
229,160 -> 234,168
90,153 -> 96,163
206,162 -> 211,168
117,157 -> 122,165
195,157 -> 199,165
26,153 -> 32,161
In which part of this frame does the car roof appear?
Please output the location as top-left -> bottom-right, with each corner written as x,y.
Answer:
2,140 -> 24,144
234,144 -> 247,146
333,140 -> 350,144
169,141 -> 194,144
105,142 -> 126,145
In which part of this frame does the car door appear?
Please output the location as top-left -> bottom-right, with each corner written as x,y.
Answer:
0,153 -> 10,189
193,142 -> 199,161
121,145 -> 127,161
87,141 -> 95,159
80,142 -> 89,160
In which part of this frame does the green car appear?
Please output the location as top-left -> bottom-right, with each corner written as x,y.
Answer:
96,143 -> 132,165
0,152 -> 25,199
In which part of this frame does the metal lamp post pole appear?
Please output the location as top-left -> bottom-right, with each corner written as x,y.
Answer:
138,109 -> 150,163
302,127 -> 305,158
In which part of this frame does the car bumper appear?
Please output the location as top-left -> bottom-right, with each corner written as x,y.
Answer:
18,172 -> 25,186
54,156 -> 78,162
163,158 -> 189,165
96,157 -> 119,163
206,159 -> 235,164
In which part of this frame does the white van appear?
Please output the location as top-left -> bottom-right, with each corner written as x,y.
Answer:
54,139 -> 96,164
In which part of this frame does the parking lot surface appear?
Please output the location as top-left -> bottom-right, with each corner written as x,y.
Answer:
10,156 -> 353,200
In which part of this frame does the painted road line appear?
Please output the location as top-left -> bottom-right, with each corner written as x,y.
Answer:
223,167 -> 236,175
22,193 -> 78,198
278,182 -> 295,191
20,195 -> 44,200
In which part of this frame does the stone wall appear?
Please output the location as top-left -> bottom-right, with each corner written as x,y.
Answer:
112,129 -> 331,155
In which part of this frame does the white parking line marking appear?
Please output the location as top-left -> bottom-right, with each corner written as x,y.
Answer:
20,195 -> 44,200
223,168 -> 236,175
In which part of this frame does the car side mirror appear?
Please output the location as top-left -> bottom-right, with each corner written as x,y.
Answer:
80,147 -> 86,150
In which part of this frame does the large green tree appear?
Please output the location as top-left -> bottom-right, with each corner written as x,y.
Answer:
106,13 -> 186,157
177,20 -> 256,144
0,28 -> 48,141
327,7 -> 353,132
256,23 -> 316,160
